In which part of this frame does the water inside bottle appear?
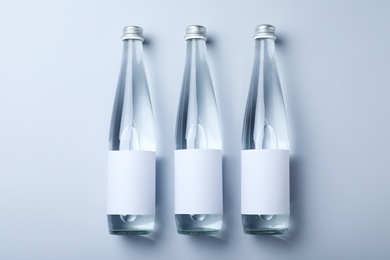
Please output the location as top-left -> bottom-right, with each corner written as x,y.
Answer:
120,215 -> 137,223
190,214 -> 206,222
260,215 -> 274,221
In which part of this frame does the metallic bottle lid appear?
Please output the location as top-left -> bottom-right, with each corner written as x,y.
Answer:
254,24 -> 276,40
121,26 -> 144,41
185,25 -> 207,41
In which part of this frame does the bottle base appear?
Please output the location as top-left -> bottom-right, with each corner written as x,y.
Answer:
175,214 -> 222,235
109,230 -> 152,235
107,214 -> 154,235
242,214 -> 289,235
243,228 -> 288,235
177,229 -> 220,235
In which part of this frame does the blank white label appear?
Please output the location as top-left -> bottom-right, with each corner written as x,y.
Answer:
175,149 -> 223,214
107,150 -> 156,215
241,149 -> 289,214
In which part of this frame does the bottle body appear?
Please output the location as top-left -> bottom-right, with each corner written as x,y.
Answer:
241,25 -> 289,235
175,27 -> 223,235
107,28 -> 156,235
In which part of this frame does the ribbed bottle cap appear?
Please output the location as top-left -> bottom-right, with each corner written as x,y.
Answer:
121,26 -> 144,41
254,24 -> 276,40
185,25 -> 207,41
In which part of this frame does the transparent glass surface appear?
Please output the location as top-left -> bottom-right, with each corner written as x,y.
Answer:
242,39 -> 288,151
175,39 -> 222,235
241,38 -> 289,234
107,215 -> 154,235
109,40 -> 155,152
242,214 -> 288,235
108,39 -> 156,235
176,39 -> 221,150
175,214 -> 222,235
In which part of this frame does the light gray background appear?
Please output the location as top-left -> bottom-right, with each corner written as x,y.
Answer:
1,0 -> 390,259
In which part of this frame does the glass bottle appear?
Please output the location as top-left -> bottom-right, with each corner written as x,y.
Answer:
241,24 -> 290,234
175,25 -> 223,235
107,26 -> 156,235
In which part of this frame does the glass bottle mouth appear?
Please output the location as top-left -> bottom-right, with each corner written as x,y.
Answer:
185,25 -> 207,41
122,25 -> 144,41
254,24 -> 276,40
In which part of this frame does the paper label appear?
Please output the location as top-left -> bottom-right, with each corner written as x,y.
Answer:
175,149 -> 223,214
241,149 -> 289,214
107,150 -> 156,215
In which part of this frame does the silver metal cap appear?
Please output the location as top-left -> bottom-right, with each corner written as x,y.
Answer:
254,24 -> 276,40
121,26 -> 144,41
185,25 -> 207,41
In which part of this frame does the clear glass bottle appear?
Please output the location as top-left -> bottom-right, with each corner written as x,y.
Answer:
174,25 -> 223,235
107,26 -> 156,235
241,24 -> 290,234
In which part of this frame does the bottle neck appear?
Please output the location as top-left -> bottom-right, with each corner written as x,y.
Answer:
185,39 -> 208,68
254,38 -> 276,66
183,38 -> 211,93
122,39 -> 144,65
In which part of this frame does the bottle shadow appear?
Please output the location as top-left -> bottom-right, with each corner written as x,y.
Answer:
187,233 -> 227,246
288,155 -> 305,241
275,34 -> 286,47
121,233 -> 157,245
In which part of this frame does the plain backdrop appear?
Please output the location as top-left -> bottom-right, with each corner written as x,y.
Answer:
1,0 -> 390,259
